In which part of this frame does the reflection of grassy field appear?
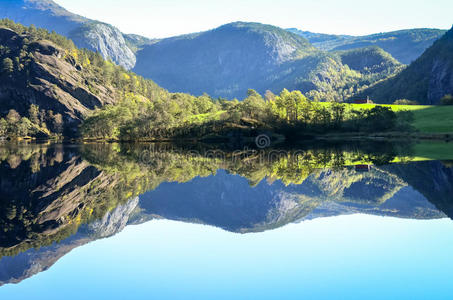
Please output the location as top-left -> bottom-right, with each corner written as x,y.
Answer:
412,141 -> 453,160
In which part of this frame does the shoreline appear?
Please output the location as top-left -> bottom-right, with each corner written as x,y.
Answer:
2,131 -> 453,144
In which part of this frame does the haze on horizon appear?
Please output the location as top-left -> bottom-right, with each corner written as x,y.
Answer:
54,0 -> 453,39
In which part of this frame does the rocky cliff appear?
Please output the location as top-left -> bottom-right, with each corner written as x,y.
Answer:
1,0 -> 136,69
0,27 -> 120,132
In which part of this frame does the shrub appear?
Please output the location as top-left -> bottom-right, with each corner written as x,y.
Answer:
393,99 -> 419,105
440,94 -> 453,105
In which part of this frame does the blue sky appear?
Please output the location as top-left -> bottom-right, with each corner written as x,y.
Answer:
56,0 -> 452,39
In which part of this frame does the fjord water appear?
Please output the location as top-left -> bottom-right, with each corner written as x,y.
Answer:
1,142 -> 453,299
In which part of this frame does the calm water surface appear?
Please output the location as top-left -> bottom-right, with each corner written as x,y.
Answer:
0,141 -> 452,299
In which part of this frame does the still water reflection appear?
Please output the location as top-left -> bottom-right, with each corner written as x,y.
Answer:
0,141 -> 452,299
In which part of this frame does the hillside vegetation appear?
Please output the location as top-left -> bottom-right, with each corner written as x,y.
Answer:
358,27 -> 453,104
0,19 -> 165,136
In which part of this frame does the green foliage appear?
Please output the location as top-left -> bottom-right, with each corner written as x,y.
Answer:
1,57 -> 14,73
440,94 -> 453,105
81,92 -> 222,140
393,99 -> 419,105
82,88 -> 414,141
0,107 -> 52,139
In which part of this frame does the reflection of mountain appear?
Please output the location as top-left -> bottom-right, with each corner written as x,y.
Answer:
1,142 -> 453,286
0,197 -> 138,286
135,164 -> 446,233
386,161 -> 453,219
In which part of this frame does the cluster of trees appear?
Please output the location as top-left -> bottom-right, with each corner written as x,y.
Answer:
0,18 -> 165,100
441,94 -> 453,105
82,88 -> 414,141
0,105 -> 63,139
80,92 -> 222,140
226,89 -> 412,133
393,99 -> 419,105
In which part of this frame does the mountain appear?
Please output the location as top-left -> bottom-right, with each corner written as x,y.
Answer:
0,21 -> 163,135
356,27 -> 453,104
336,46 -> 402,73
287,28 -> 353,50
288,28 -> 447,64
1,0 -> 136,68
133,22 -> 401,100
133,22 -> 317,98
335,46 -> 404,88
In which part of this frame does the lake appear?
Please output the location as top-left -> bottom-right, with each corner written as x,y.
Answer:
0,141 -> 453,299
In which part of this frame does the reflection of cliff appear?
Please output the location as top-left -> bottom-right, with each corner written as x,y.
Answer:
0,144 -> 142,258
385,161 -> 453,219
0,197 -> 138,286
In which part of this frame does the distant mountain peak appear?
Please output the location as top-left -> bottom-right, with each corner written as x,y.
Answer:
289,27 -> 446,64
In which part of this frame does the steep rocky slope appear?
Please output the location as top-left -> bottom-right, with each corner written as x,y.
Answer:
0,27 -> 117,131
357,27 -> 453,104
1,0 -> 136,68
133,22 -> 359,99
0,23 -> 164,135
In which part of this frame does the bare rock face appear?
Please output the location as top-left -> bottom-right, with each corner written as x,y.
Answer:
0,28 -> 120,131
69,22 -> 137,70
0,0 -> 137,69
428,58 -> 453,103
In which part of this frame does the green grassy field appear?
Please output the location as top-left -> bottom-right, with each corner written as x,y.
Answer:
340,103 -> 453,133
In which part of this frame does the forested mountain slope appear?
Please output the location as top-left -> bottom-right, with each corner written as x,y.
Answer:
357,27 -> 453,104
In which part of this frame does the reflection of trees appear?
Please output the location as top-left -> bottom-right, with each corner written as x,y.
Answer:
0,140 -> 417,258
82,141 -> 415,187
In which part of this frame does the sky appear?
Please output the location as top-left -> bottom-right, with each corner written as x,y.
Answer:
54,0 -> 453,39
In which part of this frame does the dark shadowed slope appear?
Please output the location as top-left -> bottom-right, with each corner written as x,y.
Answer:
357,27 -> 453,104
